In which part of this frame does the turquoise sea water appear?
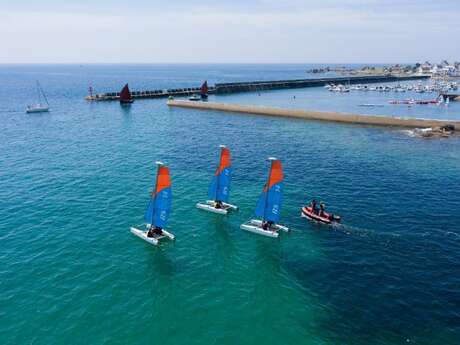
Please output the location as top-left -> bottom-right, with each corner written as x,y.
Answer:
1,64 -> 460,345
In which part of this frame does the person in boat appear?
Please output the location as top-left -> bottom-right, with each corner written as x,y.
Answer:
262,221 -> 274,230
319,203 -> 326,217
310,200 -> 319,214
147,226 -> 163,238
215,200 -> 223,209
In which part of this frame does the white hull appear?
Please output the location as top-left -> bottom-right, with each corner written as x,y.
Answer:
26,105 -> 49,113
130,226 -> 175,246
240,219 -> 289,238
196,200 -> 238,215
249,219 -> 289,232
240,222 -> 279,238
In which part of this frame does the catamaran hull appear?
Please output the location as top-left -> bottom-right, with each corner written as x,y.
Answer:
249,219 -> 289,232
240,223 -> 279,238
196,200 -> 238,215
130,226 -> 175,246
240,219 -> 289,238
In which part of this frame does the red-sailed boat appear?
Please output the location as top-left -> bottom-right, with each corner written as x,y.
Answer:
200,81 -> 209,99
301,206 -> 341,224
120,83 -> 134,104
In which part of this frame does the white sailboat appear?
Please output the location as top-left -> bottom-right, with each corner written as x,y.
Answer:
26,81 -> 50,113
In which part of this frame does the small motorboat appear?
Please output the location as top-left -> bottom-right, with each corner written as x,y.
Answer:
189,94 -> 201,101
301,206 -> 341,225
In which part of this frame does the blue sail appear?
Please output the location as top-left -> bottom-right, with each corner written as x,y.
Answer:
144,199 -> 155,225
208,167 -> 231,202
254,182 -> 283,222
144,187 -> 172,228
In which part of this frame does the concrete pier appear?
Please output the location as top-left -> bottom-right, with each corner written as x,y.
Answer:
167,100 -> 460,131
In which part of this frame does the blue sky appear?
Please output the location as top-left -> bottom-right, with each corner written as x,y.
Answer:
1,0 -> 459,63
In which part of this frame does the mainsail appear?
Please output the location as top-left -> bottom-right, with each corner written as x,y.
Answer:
208,146 -> 231,202
120,83 -> 133,103
144,164 -> 172,228
255,159 -> 283,222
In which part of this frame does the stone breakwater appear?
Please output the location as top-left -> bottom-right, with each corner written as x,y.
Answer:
167,100 -> 460,131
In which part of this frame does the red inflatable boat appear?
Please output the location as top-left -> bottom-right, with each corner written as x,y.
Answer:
301,206 -> 341,224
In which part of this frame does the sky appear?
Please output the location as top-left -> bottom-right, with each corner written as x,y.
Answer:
0,0 -> 459,63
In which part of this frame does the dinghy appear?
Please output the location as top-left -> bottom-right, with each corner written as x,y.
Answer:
196,145 -> 238,215
240,157 -> 289,238
130,162 -> 175,246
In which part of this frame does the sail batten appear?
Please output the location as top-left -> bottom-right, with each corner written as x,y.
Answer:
208,147 -> 232,202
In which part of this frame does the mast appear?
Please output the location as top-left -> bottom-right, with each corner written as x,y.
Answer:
37,81 -> 49,106
150,161 -> 164,229
263,157 -> 277,222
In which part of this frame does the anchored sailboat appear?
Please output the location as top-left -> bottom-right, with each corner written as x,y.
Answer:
26,81 -> 50,113
130,162 -> 175,245
120,83 -> 134,104
240,157 -> 289,238
196,145 -> 238,215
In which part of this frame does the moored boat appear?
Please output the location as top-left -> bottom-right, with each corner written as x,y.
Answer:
301,206 -> 341,225
240,157 -> 289,238
120,83 -> 134,104
196,145 -> 238,215
130,162 -> 175,246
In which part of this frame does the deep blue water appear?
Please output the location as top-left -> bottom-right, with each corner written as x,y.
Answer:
1,64 -> 460,345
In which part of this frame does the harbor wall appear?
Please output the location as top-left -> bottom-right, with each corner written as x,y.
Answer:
85,75 -> 429,101
167,100 -> 460,130
214,75 -> 429,94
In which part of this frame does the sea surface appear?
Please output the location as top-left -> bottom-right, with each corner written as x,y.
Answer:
1,64 -> 460,345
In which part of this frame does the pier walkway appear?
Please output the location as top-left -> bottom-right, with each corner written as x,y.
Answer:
167,100 -> 460,131
85,74 -> 429,101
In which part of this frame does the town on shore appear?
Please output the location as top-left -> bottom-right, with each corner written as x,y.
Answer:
307,60 -> 460,78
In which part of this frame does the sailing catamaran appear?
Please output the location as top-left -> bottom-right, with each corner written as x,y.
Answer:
196,145 -> 238,215
130,162 -> 175,245
120,83 -> 134,104
240,157 -> 289,238
26,81 -> 50,113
